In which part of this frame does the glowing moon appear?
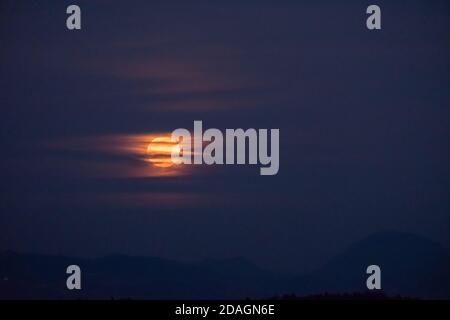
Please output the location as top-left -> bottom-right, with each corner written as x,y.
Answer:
146,136 -> 180,168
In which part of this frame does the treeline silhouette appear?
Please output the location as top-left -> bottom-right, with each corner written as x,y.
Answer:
271,292 -> 416,300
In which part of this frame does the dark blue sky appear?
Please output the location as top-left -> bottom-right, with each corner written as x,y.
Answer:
0,0 -> 449,273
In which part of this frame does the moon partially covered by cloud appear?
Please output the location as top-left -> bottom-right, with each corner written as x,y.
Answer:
46,133 -> 192,178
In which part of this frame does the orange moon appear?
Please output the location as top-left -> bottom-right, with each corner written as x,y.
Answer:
146,136 -> 180,168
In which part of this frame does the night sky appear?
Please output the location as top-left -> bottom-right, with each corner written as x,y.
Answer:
1,0 -> 449,274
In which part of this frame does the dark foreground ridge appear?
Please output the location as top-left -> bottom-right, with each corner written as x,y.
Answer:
1,232 -> 449,299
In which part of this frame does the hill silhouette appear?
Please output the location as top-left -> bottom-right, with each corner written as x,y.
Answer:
289,231 -> 450,299
0,232 -> 448,299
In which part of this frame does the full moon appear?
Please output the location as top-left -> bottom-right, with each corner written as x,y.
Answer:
146,136 -> 180,168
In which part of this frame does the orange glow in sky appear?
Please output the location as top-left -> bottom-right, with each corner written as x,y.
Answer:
146,136 -> 180,168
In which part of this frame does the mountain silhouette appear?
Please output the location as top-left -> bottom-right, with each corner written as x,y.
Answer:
0,232 -> 448,299
0,251 -> 280,299
289,231 -> 450,299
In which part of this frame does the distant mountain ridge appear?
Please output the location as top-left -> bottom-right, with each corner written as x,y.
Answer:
289,231 -> 450,299
1,232 -> 449,299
